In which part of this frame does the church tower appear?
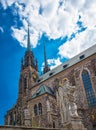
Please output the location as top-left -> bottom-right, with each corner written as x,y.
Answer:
17,26 -> 39,125
22,26 -> 38,70
43,42 -> 50,74
18,26 -> 38,106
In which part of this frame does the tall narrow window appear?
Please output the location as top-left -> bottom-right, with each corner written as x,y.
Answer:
24,77 -> 27,90
82,70 -> 96,107
10,113 -> 13,125
8,115 -> 10,125
38,103 -> 42,115
34,104 -> 38,116
13,112 -> 16,125
53,121 -> 55,128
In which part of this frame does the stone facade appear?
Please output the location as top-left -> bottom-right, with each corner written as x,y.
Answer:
0,126 -> 60,130
4,31 -> 96,130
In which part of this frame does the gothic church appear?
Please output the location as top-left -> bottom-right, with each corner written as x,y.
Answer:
5,27 -> 96,130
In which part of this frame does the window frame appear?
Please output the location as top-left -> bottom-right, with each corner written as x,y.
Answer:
82,70 -> 96,107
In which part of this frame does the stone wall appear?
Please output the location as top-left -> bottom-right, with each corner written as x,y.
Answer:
0,126 -> 60,130
5,53 -> 96,130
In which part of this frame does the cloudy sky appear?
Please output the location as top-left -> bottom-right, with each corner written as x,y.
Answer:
0,0 -> 96,124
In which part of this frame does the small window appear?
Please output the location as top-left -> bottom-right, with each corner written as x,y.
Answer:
36,90 -> 41,96
63,64 -> 68,69
34,104 -> 38,116
37,78 -> 43,82
38,79 -> 41,82
79,55 -> 85,60
38,103 -> 42,115
24,77 -> 27,88
49,72 -> 54,76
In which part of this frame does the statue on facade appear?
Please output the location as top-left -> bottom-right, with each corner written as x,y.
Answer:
55,78 -> 79,124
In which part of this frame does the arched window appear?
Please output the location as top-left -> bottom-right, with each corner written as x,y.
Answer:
82,70 -> 96,107
24,77 -> 27,89
38,103 -> 42,115
34,104 -> 38,116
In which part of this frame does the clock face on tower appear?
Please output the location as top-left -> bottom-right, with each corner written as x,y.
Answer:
32,72 -> 37,82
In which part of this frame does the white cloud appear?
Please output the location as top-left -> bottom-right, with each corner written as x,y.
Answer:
41,58 -> 62,71
11,25 -> 40,48
11,27 -> 27,47
58,28 -> 96,58
1,0 -> 96,51
0,0 -> 79,46
0,0 -> 8,9
48,58 -> 62,69
81,2 -> 96,29
0,0 -> 17,9
0,27 -> 4,33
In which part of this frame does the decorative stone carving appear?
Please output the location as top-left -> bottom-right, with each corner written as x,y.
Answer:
56,78 -> 87,130
56,78 -> 79,124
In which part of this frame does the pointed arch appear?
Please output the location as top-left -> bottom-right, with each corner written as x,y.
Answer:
24,75 -> 27,86
34,104 -> 38,116
38,103 -> 42,115
82,69 -> 96,107
23,77 -> 27,93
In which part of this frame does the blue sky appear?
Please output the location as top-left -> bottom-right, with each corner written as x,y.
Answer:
0,0 -> 96,125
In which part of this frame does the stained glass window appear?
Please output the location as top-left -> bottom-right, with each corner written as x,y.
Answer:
82,70 -> 96,107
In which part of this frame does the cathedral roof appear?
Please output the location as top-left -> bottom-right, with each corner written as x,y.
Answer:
34,44 -> 96,85
31,84 -> 54,99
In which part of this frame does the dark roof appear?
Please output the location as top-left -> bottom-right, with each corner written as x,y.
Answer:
31,44 -> 96,89
37,44 -> 96,83
31,84 -> 54,99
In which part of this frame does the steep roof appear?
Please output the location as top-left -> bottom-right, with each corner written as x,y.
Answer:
31,84 -> 54,99
37,44 -> 96,83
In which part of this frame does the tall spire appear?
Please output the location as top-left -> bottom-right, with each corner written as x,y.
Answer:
27,25 -> 31,51
23,25 -> 35,68
43,42 -> 50,74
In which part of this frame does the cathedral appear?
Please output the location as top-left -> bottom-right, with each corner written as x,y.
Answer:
5,27 -> 96,130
